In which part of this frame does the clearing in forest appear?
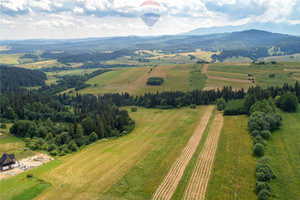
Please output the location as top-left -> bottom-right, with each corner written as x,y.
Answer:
152,106 -> 214,200
183,113 -> 223,200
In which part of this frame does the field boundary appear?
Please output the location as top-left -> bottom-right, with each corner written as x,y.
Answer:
202,64 -> 208,74
183,113 -> 223,200
207,76 -> 253,83
152,106 -> 214,200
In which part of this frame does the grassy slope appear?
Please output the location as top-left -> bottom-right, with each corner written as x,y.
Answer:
104,106 -> 214,200
0,54 -> 24,65
208,62 -> 297,88
136,64 -> 192,95
189,64 -> 207,91
205,115 -> 257,200
0,160 -> 62,200
32,107 -> 208,200
0,137 -> 36,160
170,108 -> 217,200
267,107 -> 300,200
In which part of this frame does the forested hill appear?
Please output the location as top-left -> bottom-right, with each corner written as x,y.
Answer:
0,65 -> 47,93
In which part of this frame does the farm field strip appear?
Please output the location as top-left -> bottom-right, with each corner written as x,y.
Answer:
284,68 -> 300,72
33,108 -> 188,200
207,75 -> 253,83
202,64 -> 208,74
183,113 -> 223,200
152,106 -> 214,200
120,65 -> 175,94
207,70 -> 249,77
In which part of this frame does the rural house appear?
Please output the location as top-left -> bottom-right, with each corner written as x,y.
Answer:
0,153 -> 19,171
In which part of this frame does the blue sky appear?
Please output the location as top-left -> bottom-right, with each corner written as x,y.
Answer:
1,0 -> 300,39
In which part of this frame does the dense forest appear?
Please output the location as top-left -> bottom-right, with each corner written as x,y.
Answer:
0,65 -> 47,93
0,67 -> 134,155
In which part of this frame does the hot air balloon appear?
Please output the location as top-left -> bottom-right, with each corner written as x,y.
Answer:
140,0 -> 161,28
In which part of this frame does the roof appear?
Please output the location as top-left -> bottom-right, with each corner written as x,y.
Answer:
0,153 -> 16,166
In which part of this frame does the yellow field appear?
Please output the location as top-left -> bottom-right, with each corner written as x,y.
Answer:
0,54 -> 24,64
32,107 -> 209,200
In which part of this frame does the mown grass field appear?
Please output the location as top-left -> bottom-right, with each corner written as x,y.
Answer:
207,62 -> 298,89
0,106 -> 206,200
79,64 -> 208,95
266,107 -> 300,200
0,54 -> 24,65
0,136 -> 36,160
205,115 -> 257,200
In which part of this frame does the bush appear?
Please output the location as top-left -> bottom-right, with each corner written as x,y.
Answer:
89,132 -> 98,143
147,77 -> 164,85
255,181 -> 271,192
190,104 -> 196,109
131,107 -> 137,112
251,130 -> 260,137
253,136 -> 266,146
26,173 -> 33,178
258,189 -> 271,200
254,143 -> 265,157
68,140 -> 78,152
224,99 -> 245,115
0,124 -> 7,129
260,130 -> 271,140
277,92 -> 298,112
217,98 -> 226,111
256,163 -> 274,181
50,149 -> 59,156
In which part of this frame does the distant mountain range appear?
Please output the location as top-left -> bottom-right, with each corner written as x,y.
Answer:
180,22 -> 300,36
1,29 -> 300,62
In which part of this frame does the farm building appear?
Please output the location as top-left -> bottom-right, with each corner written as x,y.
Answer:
0,153 -> 19,171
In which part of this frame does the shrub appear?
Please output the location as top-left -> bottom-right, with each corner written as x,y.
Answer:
258,189 -> 271,200
217,98 -> 226,111
251,130 -> 260,137
256,163 -> 274,181
253,136 -> 266,146
26,173 -> 33,178
89,132 -> 98,143
260,130 -> 271,140
224,99 -> 245,115
254,143 -> 265,157
190,104 -> 196,109
131,107 -> 137,112
68,140 -> 78,152
255,181 -> 271,192
50,149 -> 59,156
277,92 -> 298,112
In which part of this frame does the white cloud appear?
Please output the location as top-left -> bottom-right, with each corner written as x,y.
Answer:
74,7 -> 84,13
29,0 -> 52,11
0,0 -> 27,11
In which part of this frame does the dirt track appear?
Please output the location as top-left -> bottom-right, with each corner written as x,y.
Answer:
202,64 -> 209,74
183,113 -> 223,200
207,71 -> 249,77
152,106 -> 214,200
207,76 -> 253,83
284,68 -> 300,72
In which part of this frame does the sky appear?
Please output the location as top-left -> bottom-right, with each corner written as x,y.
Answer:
1,0 -> 300,40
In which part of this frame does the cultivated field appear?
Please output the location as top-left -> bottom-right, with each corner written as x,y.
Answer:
267,107 -> 300,199
3,106 -> 207,200
152,106 -> 213,200
80,64 -> 204,95
183,113 -> 223,200
205,115 -> 257,200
